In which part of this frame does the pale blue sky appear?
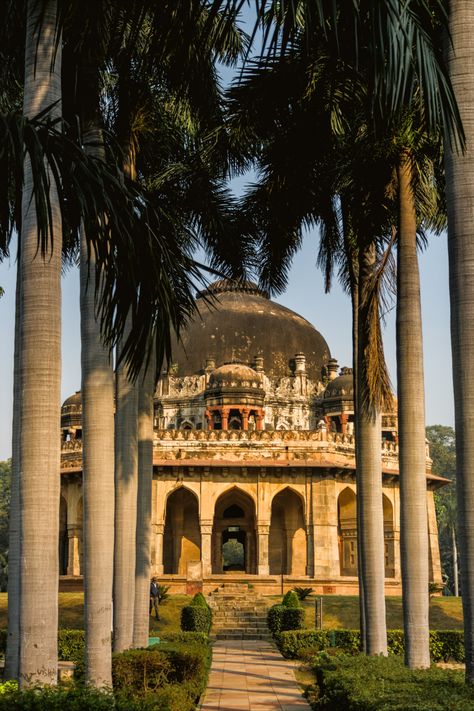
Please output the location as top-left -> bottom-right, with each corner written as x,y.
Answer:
0,223 -> 453,461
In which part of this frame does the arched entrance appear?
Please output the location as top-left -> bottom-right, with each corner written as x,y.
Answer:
163,487 -> 201,574
383,495 -> 395,577
338,487 -> 357,576
212,489 -> 257,574
269,488 -> 306,575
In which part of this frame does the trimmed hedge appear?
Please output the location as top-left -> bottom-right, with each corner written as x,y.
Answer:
282,590 -> 301,608
0,629 -> 86,661
309,652 -> 474,710
268,604 -> 305,635
276,629 -> 465,662
180,593 -> 212,633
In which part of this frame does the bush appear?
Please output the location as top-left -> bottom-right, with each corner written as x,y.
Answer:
191,592 -> 208,607
180,592 -> 212,632
282,590 -> 301,608
268,604 -> 305,636
57,629 -> 86,661
112,639 -> 211,710
0,686 -> 145,710
310,652 -> 474,710
276,629 -> 465,662
181,605 -> 212,633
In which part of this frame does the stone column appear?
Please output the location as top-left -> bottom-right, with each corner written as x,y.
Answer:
221,407 -> 229,431
339,413 -> 348,434
153,523 -> 165,575
312,478 -> 341,579
306,523 -> 315,577
242,408 -> 249,431
200,520 -> 213,576
257,523 -> 270,575
67,525 -> 82,576
427,489 -> 443,584
205,409 -> 212,431
256,409 -> 264,431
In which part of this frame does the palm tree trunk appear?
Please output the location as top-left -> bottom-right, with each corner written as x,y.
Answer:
133,356 -> 155,648
452,525 -> 459,597
80,125 -> 115,686
396,150 -> 430,668
445,0 -> 474,683
5,264 -> 21,680
18,0 -> 61,686
113,326 -> 139,652
356,244 -> 387,656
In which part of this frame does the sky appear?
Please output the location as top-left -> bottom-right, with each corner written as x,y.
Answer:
0,5 -> 455,460
0,221 -> 453,461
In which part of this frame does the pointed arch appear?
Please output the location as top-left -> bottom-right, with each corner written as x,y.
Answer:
163,486 -> 200,574
212,487 -> 257,574
269,487 -> 306,575
383,494 -> 395,577
338,487 -> 357,576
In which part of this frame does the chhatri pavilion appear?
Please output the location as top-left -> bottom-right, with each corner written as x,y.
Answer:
59,279 -> 445,594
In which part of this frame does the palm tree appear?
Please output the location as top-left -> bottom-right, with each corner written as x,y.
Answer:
17,0 -> 62,686
444,0 -> 474,683
396,148 -> 430,668
133,356 -> 155,648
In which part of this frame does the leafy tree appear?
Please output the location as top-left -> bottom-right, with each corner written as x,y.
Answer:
426,425 -> 458,596
0,460 -> 11,592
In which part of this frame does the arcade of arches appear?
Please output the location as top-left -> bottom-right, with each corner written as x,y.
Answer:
59,471 -> 442,594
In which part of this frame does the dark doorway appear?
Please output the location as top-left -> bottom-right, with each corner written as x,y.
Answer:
222,528 -> 245,571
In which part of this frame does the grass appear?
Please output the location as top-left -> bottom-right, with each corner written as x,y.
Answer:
0,593 -> 463,631
268,594 -> 464,630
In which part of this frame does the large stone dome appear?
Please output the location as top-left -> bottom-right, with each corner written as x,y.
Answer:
170,280 -> 331,379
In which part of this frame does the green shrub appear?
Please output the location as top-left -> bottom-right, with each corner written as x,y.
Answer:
293,586 -> 314,600
276,629 -> 465,662
58,629 -> 86,661
282,590 -> 300,608
283,607 -> 305,631
268,604 -> 304,636
159,631 -> 209,646
310,652 -> 474,711
268,604 -> 286,635
191,592 -> 208,608
180,605 -> 212,633
112,649 -> 172,695
0,686 -> 144,710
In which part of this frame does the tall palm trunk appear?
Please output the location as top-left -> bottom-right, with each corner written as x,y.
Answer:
5,266 -> 21,680
452,525 -> 459,597
113,326 -> 139,652
18,0 -> 61,686
80,113 -> 115,684
445,0 -> 474,683
396,150 -> 430,668
133,356 -> 156,648
356,245 -> 387,656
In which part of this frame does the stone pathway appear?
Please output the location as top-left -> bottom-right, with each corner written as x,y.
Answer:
200,640 -> 311,711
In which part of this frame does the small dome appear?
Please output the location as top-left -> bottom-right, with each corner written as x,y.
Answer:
207,362 -> 263,391
62,391 -> 82,412
324,368 -> 354,400
61,391 -> 82,430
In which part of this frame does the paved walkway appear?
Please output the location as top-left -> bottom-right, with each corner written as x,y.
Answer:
200,640 -> 312,711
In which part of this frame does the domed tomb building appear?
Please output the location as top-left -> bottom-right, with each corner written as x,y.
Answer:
59,280 -> 445,594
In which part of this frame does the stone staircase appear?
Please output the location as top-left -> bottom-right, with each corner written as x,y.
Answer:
208,582 -> 271,641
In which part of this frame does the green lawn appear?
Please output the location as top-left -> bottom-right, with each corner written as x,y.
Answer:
0,593 -> 463,631
269,594 -> 464,630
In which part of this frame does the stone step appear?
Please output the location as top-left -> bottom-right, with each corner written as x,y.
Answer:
213,632 -> 271,641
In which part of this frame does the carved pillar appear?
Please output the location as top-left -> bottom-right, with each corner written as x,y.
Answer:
257,523 -> 270,575
67,525 -> 82,576
242,408 -> 249,431
153,523 -> 165,575
200,520 -> 213,577
306,523 -> 315,577
312,478 -> 341,578
339,413 -> 348,434
221,407 -> 229,431
256,409 -> 264,431
204,409 -> 212,431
